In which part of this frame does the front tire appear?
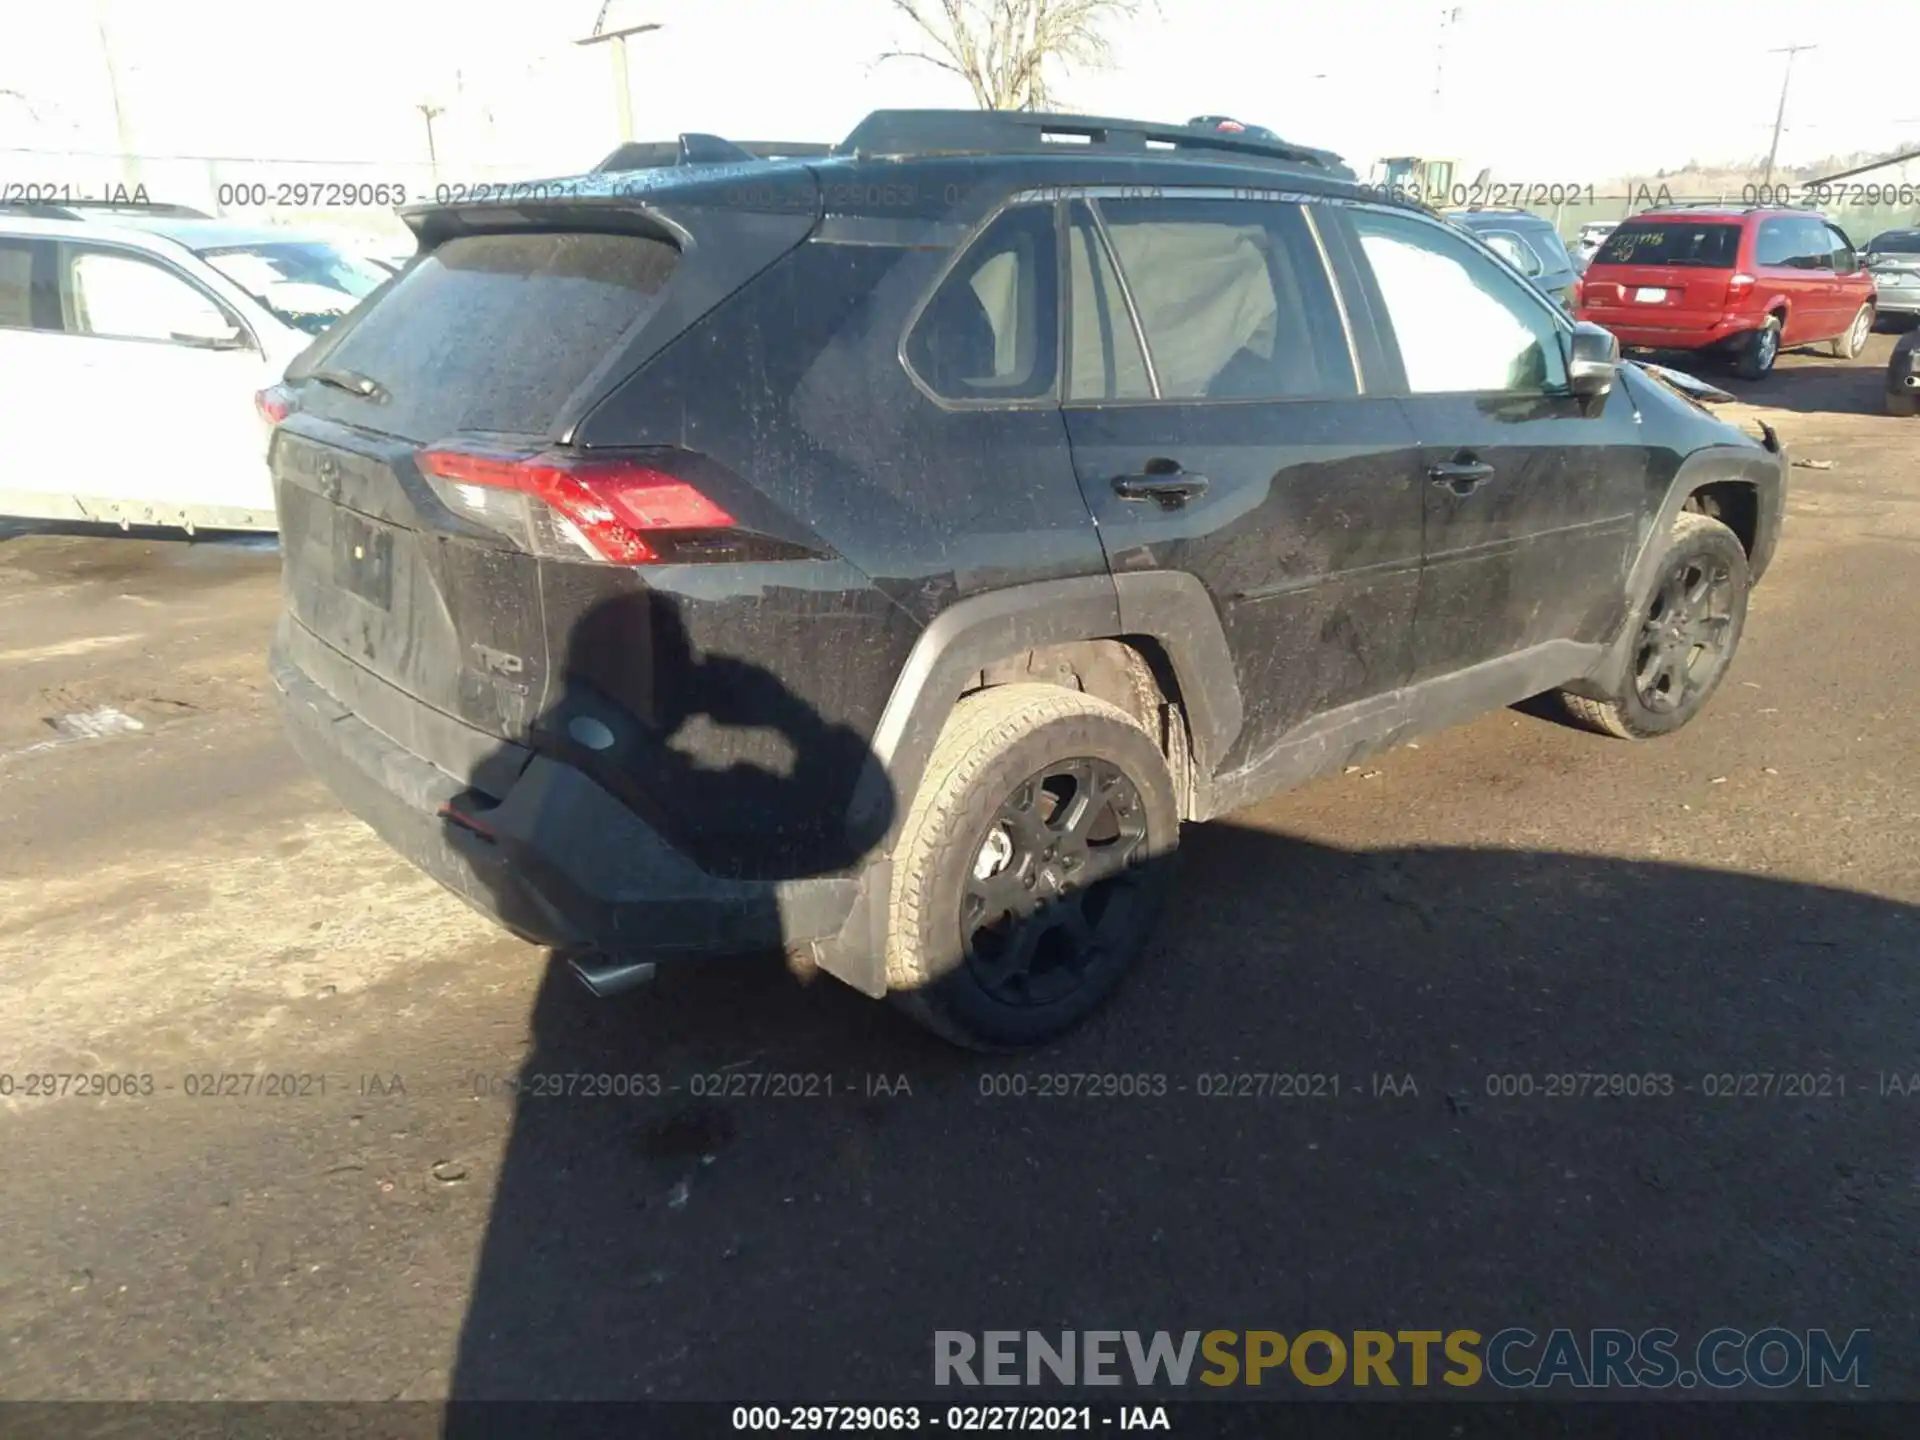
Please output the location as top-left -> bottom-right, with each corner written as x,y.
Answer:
1833,304 -> 1874,360
885,684 -> 1179,1049
1560,512 -> 1749,740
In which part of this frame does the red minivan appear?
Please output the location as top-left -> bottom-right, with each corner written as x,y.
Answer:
1576,206 -> 1878,379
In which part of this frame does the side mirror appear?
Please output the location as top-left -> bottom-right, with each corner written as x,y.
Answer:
1563,321 -> 1619,397
170,311 -> 250,351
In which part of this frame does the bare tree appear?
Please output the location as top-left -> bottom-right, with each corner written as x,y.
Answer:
880,0 -> 1143,112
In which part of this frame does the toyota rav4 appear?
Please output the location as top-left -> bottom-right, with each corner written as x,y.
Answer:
268,110 -> 1788,1048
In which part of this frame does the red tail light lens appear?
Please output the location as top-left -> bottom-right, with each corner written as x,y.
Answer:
417,443 -> 736,565
255,384 -> 293,425
1727,272 -> 1756,297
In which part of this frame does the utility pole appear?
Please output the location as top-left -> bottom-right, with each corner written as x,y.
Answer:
576,3 -> 662,144
91,0 -> 141,189
417,103 -> 444,182
1761,44 -> 1816,188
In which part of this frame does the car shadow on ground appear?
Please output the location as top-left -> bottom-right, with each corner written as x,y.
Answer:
436,603 -> 1920,1416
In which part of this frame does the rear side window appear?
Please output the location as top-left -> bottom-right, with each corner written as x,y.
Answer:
1595,222 -> 1740,268
905,204 -> 1058,403
1091,196 -> 1356,400
304,231 -> 679,441
1065,202 -> 1152,402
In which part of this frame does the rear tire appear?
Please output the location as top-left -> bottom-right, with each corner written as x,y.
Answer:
886,684 -> 1179,1050
1731,316 -> 1781,380
1560,512 -> 1749,740
1832,304 -> 1874,360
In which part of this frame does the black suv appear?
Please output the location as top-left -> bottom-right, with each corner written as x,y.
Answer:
268,110 -> 1788,1048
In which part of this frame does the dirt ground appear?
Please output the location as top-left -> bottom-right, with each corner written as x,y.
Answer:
0,335 -> 1916,1410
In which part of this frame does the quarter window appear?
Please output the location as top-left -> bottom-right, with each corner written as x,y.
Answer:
1349,208 -> 1567,395
1481,230 -> 1544,278
905,204 -> 1058,402
1084,196 -> 1356,401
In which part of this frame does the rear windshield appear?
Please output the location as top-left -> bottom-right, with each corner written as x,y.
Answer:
298,231 -> 679,441
1594,221 -> 1741,268
1869,231 -> 1920,255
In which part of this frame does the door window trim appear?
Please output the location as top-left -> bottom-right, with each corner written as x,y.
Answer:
54,238 -> 261,353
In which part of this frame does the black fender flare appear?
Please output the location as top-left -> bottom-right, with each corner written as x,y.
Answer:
819,572 -> 1241,996
1570,434 -> 1787,701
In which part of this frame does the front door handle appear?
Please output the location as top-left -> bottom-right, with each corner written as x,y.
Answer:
1428,457 -> 1495,496
1113,463 -> 1209,510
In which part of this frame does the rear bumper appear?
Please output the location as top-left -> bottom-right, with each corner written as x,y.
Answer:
271,617 -> 861,959
1580,308 -> 1750,351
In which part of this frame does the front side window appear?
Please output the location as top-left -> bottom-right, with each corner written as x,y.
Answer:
1349,208 -> 1567,396
1086,196 -> 1356,401
905,203 -> 1057,403
1825,225 -> 1858,273
62,247 -> 244,345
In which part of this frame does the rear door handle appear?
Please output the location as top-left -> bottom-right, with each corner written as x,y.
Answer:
1428,458 -> 1495,496
1113,464 -> 1209,509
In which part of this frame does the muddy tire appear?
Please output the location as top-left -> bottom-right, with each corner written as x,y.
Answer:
1560,512 -> 1750,740
1731,316 -> 1781,381
1832,304 -> 1874,360
885,684 -> 1179,1050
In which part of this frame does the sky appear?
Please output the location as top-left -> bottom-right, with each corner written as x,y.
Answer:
1,0 -> 1914,185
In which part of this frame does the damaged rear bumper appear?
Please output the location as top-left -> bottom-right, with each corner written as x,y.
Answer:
270,617 -> 861,960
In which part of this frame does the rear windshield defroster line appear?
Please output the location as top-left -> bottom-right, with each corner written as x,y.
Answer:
295,231 -> 680,443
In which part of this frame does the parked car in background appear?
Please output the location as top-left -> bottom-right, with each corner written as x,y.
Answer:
1445,208 -> 1578,309
1862,228 -> 1920,328
0,211 -> 386,531
268,108 -> 1787,1049
1576,206 -> 1878,379
1573,220 -> 1617,271
1889,328 -> 1920,415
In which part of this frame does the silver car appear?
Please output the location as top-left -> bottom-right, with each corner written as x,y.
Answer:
1864,228 -> 1920,325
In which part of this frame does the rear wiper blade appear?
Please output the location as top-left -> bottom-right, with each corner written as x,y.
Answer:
310,366 -> 389,402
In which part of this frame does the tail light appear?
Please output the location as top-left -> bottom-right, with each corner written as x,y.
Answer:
417,442 -> 741,565
1726,272 -> 1756,304
255,383 -> 293,425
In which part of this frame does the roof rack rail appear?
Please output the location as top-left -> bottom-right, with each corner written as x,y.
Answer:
833,109 -> 1351,178
593,134 -> 832,173
0,199 -> 211,221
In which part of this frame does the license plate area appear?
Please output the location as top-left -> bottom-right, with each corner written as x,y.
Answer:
1634,287 -> 1669,303
334,509 -> 394,610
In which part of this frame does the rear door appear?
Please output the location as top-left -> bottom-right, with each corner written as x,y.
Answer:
1330,203 -> 1645,681
1060,191 -> 1426,766
52,240 -> 277,520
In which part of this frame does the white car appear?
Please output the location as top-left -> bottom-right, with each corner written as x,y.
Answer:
0,209 -> 389,533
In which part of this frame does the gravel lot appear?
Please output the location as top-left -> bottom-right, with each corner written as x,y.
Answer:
0,336 -> 1915,1412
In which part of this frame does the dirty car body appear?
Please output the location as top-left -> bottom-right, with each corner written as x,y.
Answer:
267,109 -> 1789,1045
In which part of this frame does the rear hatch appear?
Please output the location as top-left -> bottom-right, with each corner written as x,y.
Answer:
271,175 -> 821,760
1580,219 -> 1744,320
